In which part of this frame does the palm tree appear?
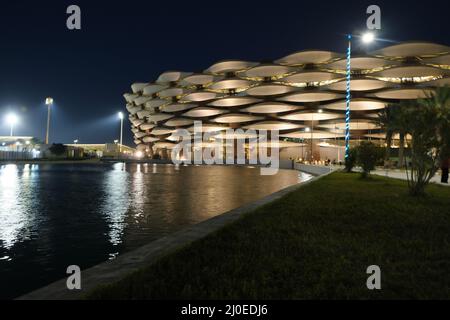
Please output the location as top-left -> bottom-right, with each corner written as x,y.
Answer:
420,85 -> 450,161
377,104 -> 396,167
378,102 -> 413,168
403,86 -> 450,196
394,101 -> 411,169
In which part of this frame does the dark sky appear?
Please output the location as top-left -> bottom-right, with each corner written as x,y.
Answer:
1,0 -> 449,145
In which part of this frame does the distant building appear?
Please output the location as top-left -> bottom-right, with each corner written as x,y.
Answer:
0,136 -> 40,160
64,143 -> 135,158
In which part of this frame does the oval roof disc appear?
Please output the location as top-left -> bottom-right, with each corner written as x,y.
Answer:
327,79 -> 392,91
327,56 -> 397,70
243,102 -> 302,113
243,65 -> 293,78
131,119 -> 144,127
183,107 -> 228,118
372,66 -> 447,78
128,106 -> 141,115
213,113 -> 264,123
208,78 -> 254,90
324,98 -> 386,111
143,84 -> 168,96
153,141 -> 177,149
180,91 -> 217,102
124,93 -> 139,103
158,87 -> 188,98
424,54 -> 450,66
187,124 -> 228,133
156,71 -> 192,84
279,111 -> 343,121
145,99 -> 167,108
374,42 -> 450,57
278,91 -> 343,103
247,84 -> 296,96
136,110 -> 151,119
140,123 -> 156,131
134,96 -> 153,106
281,71 -> 341,84
320,121 -> 380,130
147,113 -> 174,123
275,50 -> 341,65
164,118 -> 194,127
150,127 -> 175,136
131,83 -> 148,93
181,74 -> 216,85
371,88 -> 434,99
162,103 -> 197,112
208,97 -> 261,107
142,136 -> 160,143
243,121 -> 303,131
205,60 -> 259,74
281,130 -> 344,139
134,131 -> 147,139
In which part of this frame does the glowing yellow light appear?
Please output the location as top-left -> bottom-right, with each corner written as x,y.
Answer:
362,32 -> 375,44
135,151 -> 144,158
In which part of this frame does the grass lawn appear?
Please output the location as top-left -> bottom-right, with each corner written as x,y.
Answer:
87,172 -> 450,299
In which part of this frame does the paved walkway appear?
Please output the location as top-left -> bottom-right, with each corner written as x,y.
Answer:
372,169 -> 449,187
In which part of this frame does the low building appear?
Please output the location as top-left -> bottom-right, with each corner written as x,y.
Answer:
64,143 -> 135,158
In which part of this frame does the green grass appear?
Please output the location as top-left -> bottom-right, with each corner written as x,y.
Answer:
87,172 -> 450,299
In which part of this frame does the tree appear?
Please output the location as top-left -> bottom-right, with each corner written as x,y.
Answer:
403,86 -> 450,196
356,141 -> 383,178
377,104 -> 396,167
49,143 -> 67,156
378,102 -> 410,168
344,147 -> 357,173
394,101 -> 411,169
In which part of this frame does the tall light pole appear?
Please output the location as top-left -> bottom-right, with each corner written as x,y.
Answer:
344,34 -> 352,160
118,112 -> 124,153
6,113 -> 18,136
344,32 -> 375,160
45,97 -> 53,144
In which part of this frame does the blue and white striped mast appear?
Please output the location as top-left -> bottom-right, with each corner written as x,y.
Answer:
344,34 -> 352,160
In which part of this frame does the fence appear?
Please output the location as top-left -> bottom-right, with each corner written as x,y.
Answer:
0,150 -> 37,161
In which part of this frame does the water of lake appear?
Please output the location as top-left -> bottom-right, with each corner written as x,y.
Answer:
0,163 -> 311,299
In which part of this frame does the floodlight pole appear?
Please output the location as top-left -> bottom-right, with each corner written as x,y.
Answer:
344,34 -> 352,160
45,98 -> 53,144
119,116 -> 123,153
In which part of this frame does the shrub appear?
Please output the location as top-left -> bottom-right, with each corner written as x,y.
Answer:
344,148 -> 357,173
49,143 -> 67,156
356,141 -> 382,178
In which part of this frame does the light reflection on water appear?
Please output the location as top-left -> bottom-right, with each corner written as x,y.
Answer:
0,163 -> 311,298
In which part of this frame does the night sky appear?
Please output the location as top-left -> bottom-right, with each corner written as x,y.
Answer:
1,0 -> 449,145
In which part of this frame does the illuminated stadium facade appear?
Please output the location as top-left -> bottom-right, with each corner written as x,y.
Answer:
124,42 -> 450,162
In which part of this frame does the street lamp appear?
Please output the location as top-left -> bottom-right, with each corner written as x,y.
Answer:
45,97 -> 53,144
6,113 -> 18,136
118,112 -> 124,153
362,32 -> 375,44
344,32 -> 375,160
